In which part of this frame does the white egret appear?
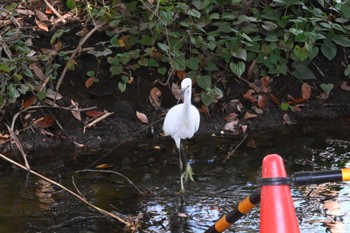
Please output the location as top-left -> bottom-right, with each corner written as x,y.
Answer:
163,78 -> 200,192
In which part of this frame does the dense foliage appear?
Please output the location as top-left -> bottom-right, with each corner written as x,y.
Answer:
1,0 -> 350,109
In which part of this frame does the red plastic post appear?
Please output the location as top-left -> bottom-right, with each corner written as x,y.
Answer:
260,154 -> 300,233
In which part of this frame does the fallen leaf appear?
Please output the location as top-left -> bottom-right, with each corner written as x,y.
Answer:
301,83 -> 312,100
176,70 -> 186,80
224,120 -> 239,132
316,92 -> 329,100
153,145 -> 160,150
244,111 -> 258,119
16,9 -> 35,15
148,0 -> 155,3
85,77 -> 95,88
136,111 -> 149,124
46,89 -> 62,100
35,115 -> 54,128
253,107 -> 264,114
340,81 -> 350,91
247,59 -> 256,80
257,94 -> 268,109
29,63 -> 46,81
199,105 -> 209,114
22,95 -> 37,109
283,113 -> 292,125
86,110 -> 105,118
45,7 -> 53,14
118,35 -> 128,48
96,163 -> 113,169
241,125 -> 248,133
35,18 -> 49,31
149,87 -> 162,110
224,112 -> 238,121
178,212 -> 189,218
53,41 -> 62,52
261,76 -> 272,93
171,82 -> 182,100
246,138 -> 256,148
71,99 -> 81,121
35,10 -> 49,21
243,89 -> 257,103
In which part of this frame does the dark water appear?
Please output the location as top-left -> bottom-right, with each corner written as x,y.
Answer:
0,120 -> 349,232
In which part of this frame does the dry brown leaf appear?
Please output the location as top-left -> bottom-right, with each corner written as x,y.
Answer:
257,94 -> 268,109
29,63 -> 46,81
316,92 -> 329,100
246,138 -> 256,148
247,59 -> 256,80
86,110 -> 105,118
35,115 -> 54,128
199,105 -> 209,114
178,212 -> 189,218
22,96 -> 37,109
243,89 -> 257,103
261,76 -> 272,93
53,41 -> 62,51
45,7 -> 53,14
136,111 -> 149,124
85,77 -> 95,88
224,120 -> 239,132
40,48 -> 58,56
149,87 -> 162,110
96,163 -> 113,169
35,10 -> 49,21
153,145 -> 160,150
301,83 -> 312,100
71,99 -> 81,121
171,82 -> 181,100
244,111 -> 258,119
224,112 -> 238,121
176,70 -> 186,80
340,81 -> 350,91
35,18 -> 49,31
283,113 -> 292,125
46,89 -> 62,100
16,9 -> 35,15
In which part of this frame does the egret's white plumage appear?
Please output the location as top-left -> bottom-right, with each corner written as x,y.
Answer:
163,78 -> 200,192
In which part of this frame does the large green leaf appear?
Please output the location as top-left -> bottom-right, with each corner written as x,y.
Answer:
321,40 -> 337,60
292,63 -> 316,80
333,34 -> 350,47
293,45 -> 309,61
196,75 -> 211,90
186,57 -> 201,70
230,61 -> 245,77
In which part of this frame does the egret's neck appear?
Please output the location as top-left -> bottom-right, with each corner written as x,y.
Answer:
183,89 -> 192,110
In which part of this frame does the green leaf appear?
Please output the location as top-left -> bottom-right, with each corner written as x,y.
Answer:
196,75 -> 211,90
320,83 -> 334,95
333,34 -> 350,47
187,9 -> 201,18
201,92 -> 214,106
186,57 -> 200,70
309,46 -> 319,60
232,48 -> 247,61
7,84 -> 20,103
171,57 -> 186,71
36,91 -> 47,100
110,65 -> 123,75
0,63 -> 10,72
157,67 -> 167,75
293,45 -> 309,61
345,65 -> 350,77
157,43 -> 169,53
118,82 -> 126,93
230,61 -> 245,77
340,4 -> 350,18
321,40 -> 337,61
292,63 -> 316,80
280,102 -> 290,111
87,71 -> 95,77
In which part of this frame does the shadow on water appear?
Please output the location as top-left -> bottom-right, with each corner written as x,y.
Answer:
0,119 -> 349,232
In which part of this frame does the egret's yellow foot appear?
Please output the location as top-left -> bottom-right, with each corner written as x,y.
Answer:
183,163 -> 194,182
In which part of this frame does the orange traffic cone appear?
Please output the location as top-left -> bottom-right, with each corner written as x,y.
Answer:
260,154 -> 300,233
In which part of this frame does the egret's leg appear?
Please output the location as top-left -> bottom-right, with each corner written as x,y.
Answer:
180,143 -> 195,182
178,145 -> 185,193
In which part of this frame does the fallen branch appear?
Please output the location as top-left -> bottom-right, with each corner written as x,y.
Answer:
0,152 -> 139,232
223,133 -> 248,161
43,0 -> 67,23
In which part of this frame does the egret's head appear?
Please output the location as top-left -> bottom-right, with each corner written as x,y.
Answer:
181,78 -> 192,93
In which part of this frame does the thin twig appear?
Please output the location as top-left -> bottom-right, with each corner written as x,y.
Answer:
55,24 -> 102,101
0,152 -> 136,230
76,169 -> 144,195
223,133 -> 248,161
43,0 -> 67,23
6,125 -> 30,170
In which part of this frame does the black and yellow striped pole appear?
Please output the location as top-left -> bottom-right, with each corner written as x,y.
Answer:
204,168 -> 350,233
293,168 -> 350,185
205,189 -> 260,233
